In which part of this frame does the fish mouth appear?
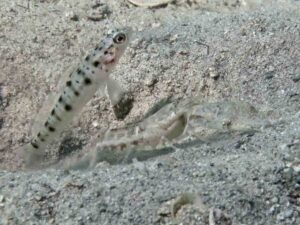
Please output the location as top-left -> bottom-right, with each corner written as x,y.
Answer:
104,58 -> 115,64
103,49 -> 116,65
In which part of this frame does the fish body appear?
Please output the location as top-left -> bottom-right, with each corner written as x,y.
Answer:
24,27 -> 132,168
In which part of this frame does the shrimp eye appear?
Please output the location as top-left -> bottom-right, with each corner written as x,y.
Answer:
113,32 -> 126,44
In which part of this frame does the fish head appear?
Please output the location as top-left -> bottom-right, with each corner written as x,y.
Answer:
99,27 -> 132,69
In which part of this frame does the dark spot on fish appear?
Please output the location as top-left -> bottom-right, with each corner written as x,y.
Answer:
51,108 -> 61,120
95,46 -> 103,51
85,55 -> 90,61
86,66 -> 90,71
31,141 -> 39,149
93,61 -> 100,67
44,121 -> 49,127
66,81 -> 79,96
65,104 -> 72,111
48,126 -> 55,132
91,70 -> 95,74
105,69 -> 109,73
76,80 -> 80,84
84,78 -> 92,85
77,69 -> 85,76
58,96 -> 63,102
104,50 -> 108,55
66,81 -> 72,86
37,134 -> 45,142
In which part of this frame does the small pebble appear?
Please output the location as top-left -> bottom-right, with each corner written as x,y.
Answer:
145,76 -> 158,87
169,34 -> 179,42
208,67 -> 219,79
66,11 -> 79,21
269,204 -> 279,214
290,161 -> 300,173
271,197 -> 279,203
70,14 -> 79,21
152,22 -> 161,28
265,72 -> 274,79
92,121 -> 99,128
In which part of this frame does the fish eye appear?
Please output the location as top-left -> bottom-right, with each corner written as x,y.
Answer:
113,32 -> 126,44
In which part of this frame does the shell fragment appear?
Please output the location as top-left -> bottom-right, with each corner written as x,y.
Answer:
127,0 -> 172,7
